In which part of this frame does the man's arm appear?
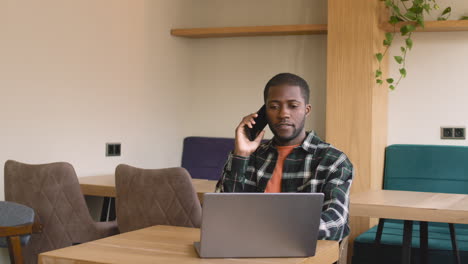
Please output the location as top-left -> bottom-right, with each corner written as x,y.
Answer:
215,153 -> 250,192
318,153 -> 354,241
216,112 -> 265,192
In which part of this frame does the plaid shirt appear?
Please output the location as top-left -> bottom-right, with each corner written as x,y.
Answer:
216,131 -> 354,241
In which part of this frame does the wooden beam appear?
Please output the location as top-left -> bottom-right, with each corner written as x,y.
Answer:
171,24 -> 327,38
327,0 -> 388,262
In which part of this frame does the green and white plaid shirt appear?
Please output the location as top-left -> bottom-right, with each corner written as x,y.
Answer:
216,131 -> 354,241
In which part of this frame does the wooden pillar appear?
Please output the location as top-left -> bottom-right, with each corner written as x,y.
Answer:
326,0 -> 388,262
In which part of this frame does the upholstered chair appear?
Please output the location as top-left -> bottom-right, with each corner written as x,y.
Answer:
4,160 -> 119,264
115,164 -> 202,233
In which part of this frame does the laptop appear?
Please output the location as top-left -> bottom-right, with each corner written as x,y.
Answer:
194,192 -> 324,258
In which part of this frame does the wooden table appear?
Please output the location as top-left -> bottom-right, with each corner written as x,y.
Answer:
351,190 -> 468,224
39,225 -> 339,264
350,190 -> 468,264
79,174 -> 218,203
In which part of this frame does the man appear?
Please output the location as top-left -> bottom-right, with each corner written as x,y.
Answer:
216,73 -> 354,241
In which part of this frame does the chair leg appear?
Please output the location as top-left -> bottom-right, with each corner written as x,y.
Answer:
7,236 -> 24,264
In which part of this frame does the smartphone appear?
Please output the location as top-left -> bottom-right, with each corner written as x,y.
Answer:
245,105 -> 268,141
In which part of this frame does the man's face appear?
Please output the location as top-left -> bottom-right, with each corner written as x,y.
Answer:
265,84 -> 311,145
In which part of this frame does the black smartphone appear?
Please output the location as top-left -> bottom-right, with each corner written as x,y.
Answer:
246,105 -> 268,141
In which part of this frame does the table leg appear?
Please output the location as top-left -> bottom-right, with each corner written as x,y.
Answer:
109,197 -> 116,221
420,221 -> 428,264
449,224 -> 461,264
402,220 -> 413,264
374,218 -> 385,262
99,197 -> 117,222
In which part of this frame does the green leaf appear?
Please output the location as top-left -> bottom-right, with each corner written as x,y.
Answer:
383,39 -> 391,46
406,38 -> 413,49
460,16 -> 468,20
405,11 -> 417,20
392,5 -> 402,16
400,68 -> 407,78
389,16 -> 404,25
376,79 -> 383,85
442,7 -> 452,16
376,53 -> 383,62
394,56 -> 403,64
401,46 -> 406,52
376,70 -> 382,78
384,0 -> 393,7
389,85 -> 395,90
416,17 -> 425,28
434,4 -> 440,10
386,78 -> 394,84
400,24 -> 416,36
409,6 -> 423,14
385,33 -> 394,41
422,4 -> 431,13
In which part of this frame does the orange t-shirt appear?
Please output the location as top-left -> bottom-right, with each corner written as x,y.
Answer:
264,144 -> 300,193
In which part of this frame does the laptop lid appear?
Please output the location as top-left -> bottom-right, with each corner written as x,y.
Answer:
196,193 -> 324,258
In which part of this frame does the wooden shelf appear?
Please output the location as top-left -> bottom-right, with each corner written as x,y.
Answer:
171,24 -> 327,38
382,20 -> 468,33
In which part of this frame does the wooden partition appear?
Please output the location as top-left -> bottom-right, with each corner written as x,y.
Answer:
326,0 -> 388,261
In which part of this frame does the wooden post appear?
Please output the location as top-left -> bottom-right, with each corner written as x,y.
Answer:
326,0 -> 388,262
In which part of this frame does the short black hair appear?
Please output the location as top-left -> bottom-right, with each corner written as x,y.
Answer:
263,73 -> 310,104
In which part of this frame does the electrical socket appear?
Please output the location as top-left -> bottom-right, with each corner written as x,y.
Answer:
454,127 -> 466,139
441,127 -> 466,140
106,143 -> 121,156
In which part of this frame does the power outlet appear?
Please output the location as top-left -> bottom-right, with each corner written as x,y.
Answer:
106,143 -> 121,156
441,127 -> 453,139
454,128 -> 466,139
441,127 -> 466,140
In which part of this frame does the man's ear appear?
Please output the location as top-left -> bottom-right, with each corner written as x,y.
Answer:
305,104 -> 311,116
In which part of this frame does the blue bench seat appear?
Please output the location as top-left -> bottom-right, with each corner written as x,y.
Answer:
352,144 -> 468,263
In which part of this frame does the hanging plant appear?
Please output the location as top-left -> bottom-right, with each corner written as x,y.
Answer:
375,0 -> 452,90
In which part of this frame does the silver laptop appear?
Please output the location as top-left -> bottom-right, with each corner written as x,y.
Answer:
194,193 -> 324,258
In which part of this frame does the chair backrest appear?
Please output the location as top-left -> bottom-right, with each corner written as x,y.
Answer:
4,160 -> 99,264
383,144 -> 468,229
115,164 -> 202,233
384,144 -> 468,193
0,201 -> 34,247
181,137 -> 235,180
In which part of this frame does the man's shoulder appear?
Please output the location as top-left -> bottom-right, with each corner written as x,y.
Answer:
307,134 -> 352,166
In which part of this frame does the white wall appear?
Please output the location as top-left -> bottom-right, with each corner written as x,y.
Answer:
0,0 -> 195,198
388,0 -> 468,145
0,1 -> 326,261
0,0 -> 193,261
185,0 -> 328,139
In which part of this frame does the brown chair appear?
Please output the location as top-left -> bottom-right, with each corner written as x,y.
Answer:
337,236 -> 349,264
115,164 -> 202,233
4,160 -> 119,264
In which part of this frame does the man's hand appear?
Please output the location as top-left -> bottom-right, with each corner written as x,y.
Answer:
234,113 -> 266,157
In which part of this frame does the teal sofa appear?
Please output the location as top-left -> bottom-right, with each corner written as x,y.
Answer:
352,144 -> 468,264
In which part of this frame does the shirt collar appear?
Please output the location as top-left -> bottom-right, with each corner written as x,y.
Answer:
259,131 -> 323,156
